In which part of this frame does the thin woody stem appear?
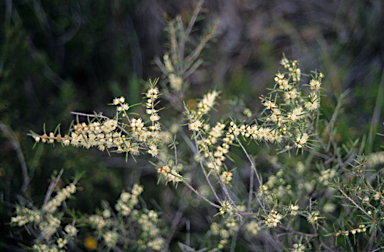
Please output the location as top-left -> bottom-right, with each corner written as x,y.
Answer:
334,181 -> 372,219
182,181 -> 220,209
43,169 -> 64,207
192,130 -> 221,204
196,131 -> 239,210
234,135 -> 262,187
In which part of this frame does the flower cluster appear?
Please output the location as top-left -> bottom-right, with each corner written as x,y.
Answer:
188,119 -> 202,131
220,171 -> 233,184
115,184 -> 143,216
229,122 -> 283,143
145,83 -> 161,123
218,200 -> 231,215
218,200 -> 244,216
333,224 -> 367,237
11,174 -> 166,252
163,54 -> 183,90
245,220 -> 260,235
187,91 -> 219,134
43,183 -> 76,213
306,210 -> 321,225
157,165 -> 182,183
32,243 -> 64,252
71,120 -> 118,149
197,122 -> 233,172
30,80 -> 173,164
265,210 -> 283,228
209,219 -> 241,251
38,215 -> 61,241
11,206 -> 41,227
136,210 -> 164,250
64,224 -> 78,237
86,183 -> 165,251
88,214 -> 109,230
262,169 -> 293,203
103,231 -> 119,248
319,169 -> 336,186
291,243 -> 306,252
218,58 -> 324,152
366,151 -> 384,167
11,178 -> 80,251
289,204 -> 300,216
197,91 -> 219,115
113,96 -> 130,112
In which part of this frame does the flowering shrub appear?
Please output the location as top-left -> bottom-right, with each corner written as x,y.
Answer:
10,1 -> 384,251
11,171 -> 166,251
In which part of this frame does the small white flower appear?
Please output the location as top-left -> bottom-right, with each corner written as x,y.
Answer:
296,133 -> 309,148
289,204 -> 299,216
291,243 -> 305,252
189,120 -> 202,131
64,224 -> 78,237
265,210 -> 282,228
246,220 -> 260,235
103,231 -> 118,248
113,97 -> 120,105
307,211 -> 320,224
132,184 -> 143,196
323,203 -> 336,213
309,79 -> 321,90
305,101 -> 319,111
150,114 -> 160,122
103,209 -> 111,218
57,238 -> 68,248
148,144 -> 158,156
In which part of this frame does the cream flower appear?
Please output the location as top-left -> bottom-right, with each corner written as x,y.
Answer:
189,120 -> 202,131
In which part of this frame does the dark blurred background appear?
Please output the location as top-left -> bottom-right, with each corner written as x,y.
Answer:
1,0 -> 384,249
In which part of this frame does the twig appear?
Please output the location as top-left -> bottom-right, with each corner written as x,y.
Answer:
182,58 -> 203,79
168,20 -> 178,70
323,91 -> 348,139
278,224 -> 318,237
234,135 -> 262,187
248,165 -> 254,212
0,123 -> 30,195
154,57 -> 168,75
334,181 -> 372,219
230,228 -> 239,252
234,135 -> 268,212
70,111 -> 130,135
180,0 -> 204,60
180,128 -> 198,154
196,131 -> 238,210
367,67 -> 384,153
276,145 -> 295,154
318,236 -> 335,252
43,169 -> 64,206
192,131 -> 221,204
165,203 -> 186,245
182,181 -> 220,208
70,111 -> 107,119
